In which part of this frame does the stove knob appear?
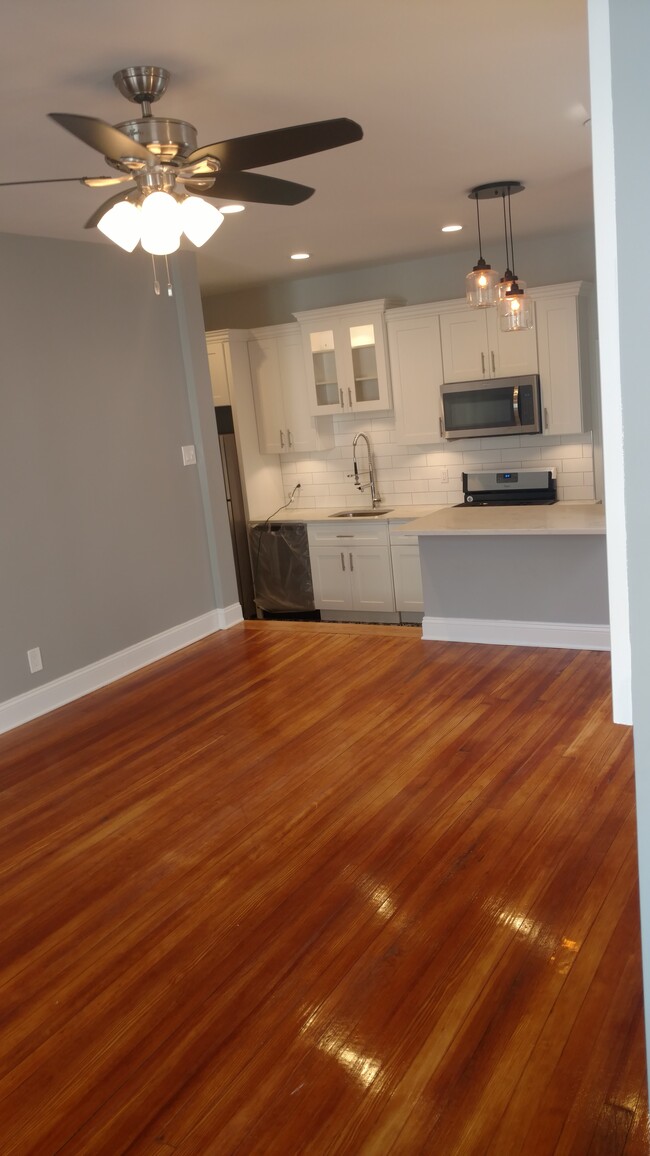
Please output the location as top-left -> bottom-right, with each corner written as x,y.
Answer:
466,495 -> 474,503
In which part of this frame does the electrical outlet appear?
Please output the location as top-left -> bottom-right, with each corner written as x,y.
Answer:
440,467 -> 449,483
27,647 -> 43,674
181,444 -> 197,466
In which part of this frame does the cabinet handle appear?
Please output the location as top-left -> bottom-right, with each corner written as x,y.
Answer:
340,388 -> 344,409
287,428 -> 293,448
544,406 -> 549,431
348,387 -> 353,409
349,552 -> 354,572
280,429 -> 285,449
481,351 -> 486,375
439,416 -> 444,438
341,552 -> 346,571
491,350 -> 496,374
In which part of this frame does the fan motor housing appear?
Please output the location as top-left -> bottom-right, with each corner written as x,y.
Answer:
115,117 -> 198,161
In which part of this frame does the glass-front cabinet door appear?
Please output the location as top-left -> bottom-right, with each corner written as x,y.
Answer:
309,328 -> 339,410
295,301 -> 394,416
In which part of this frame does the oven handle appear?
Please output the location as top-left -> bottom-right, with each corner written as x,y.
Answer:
512,385 -> 522,426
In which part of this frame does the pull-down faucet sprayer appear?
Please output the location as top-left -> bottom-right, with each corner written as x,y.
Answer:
349,431 -> 381,507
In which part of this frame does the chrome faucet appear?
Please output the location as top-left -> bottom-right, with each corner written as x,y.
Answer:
349,431 -> 381,507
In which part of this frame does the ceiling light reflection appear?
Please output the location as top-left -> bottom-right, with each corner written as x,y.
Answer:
301,1010 -> 382,1089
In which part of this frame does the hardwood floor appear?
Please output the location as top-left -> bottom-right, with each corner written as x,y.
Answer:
0,621 -> 646,1154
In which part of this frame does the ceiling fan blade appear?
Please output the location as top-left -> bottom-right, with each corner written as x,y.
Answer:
186,118 -> 363,171
184,170 -> 315,205
49,113 -> 152,163
0,175 -> 125,188
84,189 -> 136,229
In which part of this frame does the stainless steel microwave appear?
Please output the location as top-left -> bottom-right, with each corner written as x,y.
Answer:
440,374 -> 542,439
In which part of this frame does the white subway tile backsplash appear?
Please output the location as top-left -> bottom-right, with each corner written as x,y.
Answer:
278,417 -> 595,506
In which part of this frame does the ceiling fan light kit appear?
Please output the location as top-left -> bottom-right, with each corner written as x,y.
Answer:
465,181 -> 534,331
1,64 -> 362,289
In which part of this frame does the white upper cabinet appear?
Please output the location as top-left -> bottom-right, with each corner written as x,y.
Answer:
294,300 -> 395,415
206,334 -> 232,405
248,324 -> 334,455
532,283 -> 593,435
385,306 -> 445,445
439,305 -> 538,382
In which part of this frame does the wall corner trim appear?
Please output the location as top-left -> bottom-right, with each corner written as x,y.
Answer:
421,615 -> 611,652
0,605 -> 243,736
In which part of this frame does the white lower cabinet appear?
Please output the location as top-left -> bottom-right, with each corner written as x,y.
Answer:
307,522 -> 395,613
390,539 -> 424,613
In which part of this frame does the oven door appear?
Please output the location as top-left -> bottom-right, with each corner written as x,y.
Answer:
441,375 -> 541,439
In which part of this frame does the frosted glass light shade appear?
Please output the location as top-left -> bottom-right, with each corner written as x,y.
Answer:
140,191 -> 182,255
497,283 -> 534,331
180,196 -> 224,247
97,200 -> 141,252
466,260 -> 500,308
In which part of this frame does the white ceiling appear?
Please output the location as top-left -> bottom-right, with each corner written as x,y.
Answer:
2,0 -> 593,296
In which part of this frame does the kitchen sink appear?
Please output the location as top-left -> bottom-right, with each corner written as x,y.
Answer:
328,508 -> 394,518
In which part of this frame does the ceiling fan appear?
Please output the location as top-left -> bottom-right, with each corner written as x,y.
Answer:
0,65 -> 363,255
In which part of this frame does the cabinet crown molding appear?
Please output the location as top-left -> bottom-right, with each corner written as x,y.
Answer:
205,328 -> 251,344
385,281 -> 593,321
293,298 -> 402,322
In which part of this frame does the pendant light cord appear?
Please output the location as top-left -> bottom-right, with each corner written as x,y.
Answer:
502,192 -> 511,275
475,195 -> 484,261
507,187 -> 516,278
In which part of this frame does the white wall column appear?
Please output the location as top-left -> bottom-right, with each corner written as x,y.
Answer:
588,0 -> 650,1072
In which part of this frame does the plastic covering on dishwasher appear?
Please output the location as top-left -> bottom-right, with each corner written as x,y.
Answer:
249,522 -> 315,613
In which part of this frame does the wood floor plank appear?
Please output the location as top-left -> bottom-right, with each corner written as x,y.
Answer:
0,624 -> 645,1154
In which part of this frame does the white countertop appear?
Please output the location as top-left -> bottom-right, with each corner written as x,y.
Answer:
251,505 -> 443,524
403,502 -> 605,536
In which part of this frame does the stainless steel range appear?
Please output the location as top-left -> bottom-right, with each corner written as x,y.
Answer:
459,469 -> 557,506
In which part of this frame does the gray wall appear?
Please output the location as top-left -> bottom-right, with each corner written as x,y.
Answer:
202,225 -> 596,329
0,232 -> 235,703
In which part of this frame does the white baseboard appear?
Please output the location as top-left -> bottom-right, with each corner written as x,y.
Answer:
421,615 -> 610,651
0,604 -> 243,735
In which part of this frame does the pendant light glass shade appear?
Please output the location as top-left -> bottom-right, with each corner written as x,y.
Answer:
466,259 -> 500,307
497,281 -> 534,331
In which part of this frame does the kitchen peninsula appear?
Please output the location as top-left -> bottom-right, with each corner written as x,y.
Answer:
404,502 -> 608,650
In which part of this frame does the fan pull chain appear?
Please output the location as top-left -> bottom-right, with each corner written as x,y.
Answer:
164,255 -> 173,297
151,255 -> 161,296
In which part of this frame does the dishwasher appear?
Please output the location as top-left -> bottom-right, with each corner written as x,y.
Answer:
249,521 -> 318,618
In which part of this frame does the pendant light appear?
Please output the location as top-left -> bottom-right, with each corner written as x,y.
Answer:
465,188 -> 500,308
495,182 -> 533,332
464,181 -> 533,331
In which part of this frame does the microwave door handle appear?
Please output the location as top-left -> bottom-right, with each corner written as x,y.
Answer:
512,385 -> 522,426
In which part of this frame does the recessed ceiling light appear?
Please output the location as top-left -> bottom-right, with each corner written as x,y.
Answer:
442,224 -> 463,233
219,204 -> 245,214
291,252 -> 310,260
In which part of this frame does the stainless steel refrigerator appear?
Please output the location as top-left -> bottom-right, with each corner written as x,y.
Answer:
214,406 -> 256,619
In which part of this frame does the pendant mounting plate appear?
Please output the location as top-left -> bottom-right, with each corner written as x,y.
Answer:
469,181 -> 524,200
